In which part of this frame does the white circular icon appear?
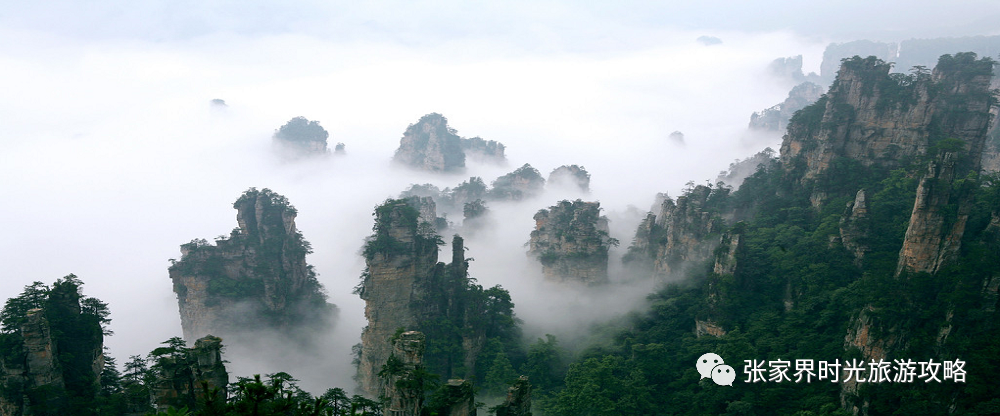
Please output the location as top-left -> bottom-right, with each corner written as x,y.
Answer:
696,353 -> 725,379
711,364 -> 736,386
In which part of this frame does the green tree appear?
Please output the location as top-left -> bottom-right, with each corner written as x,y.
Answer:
483,349 -> 518,396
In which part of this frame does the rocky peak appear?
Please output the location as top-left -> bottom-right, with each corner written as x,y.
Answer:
461,136 -> 506,164
527,200 -> 614,284
490,164 -> 545,201
780,53 -> 995,207
358,200 -> 507,400
169,188 -> 336,344
896,152 -> 972,276
21,309 -> 64,389
0,278 -> 106,415
840,189 -> 871,266
273,116 -> 330,157
494,376 -> 532,416
749,82 -> 824,132
547,165 -> 591,192
394,113 -> 465,172
383,331 -> 426,416
150,335 -> 228,412
623,185 -> 727,280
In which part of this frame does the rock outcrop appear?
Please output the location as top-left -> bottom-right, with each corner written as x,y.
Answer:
715,148 -> 777,189
490,164 -> 545,201
382,331 -> 427,416
357,200 -> 516,399
461,136 -> 506,164
435,379 -> 477,416
819,41 -> 896,84
394,113 -> 466,172
840,189 -> 871,266
405,195 -> 446,232
623,185 -> 727,281
394,114 -> 508,172
547,165 -> 591,193
896,152 -> 974,276
169,188 -> 337,344
21,309 -> 64,391
527,200 -> 614,284
150,335 -> 229,412
749,82 -> 824,132
273,116 -> 330,156
767,55 -> 820,84
493,376 -> 532,416
0,278 -> 106,415
819,36 -> 1000,85
780,53 -> 994,207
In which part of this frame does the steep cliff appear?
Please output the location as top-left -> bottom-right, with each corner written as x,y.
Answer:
394,113 -> 465,172
149,335 -> 228,412
394,114 -> 508,172
839,189 -> 871,266
493,376 -> 532,416
169,188 -> 336,344
0,276 -> 106,415
715,147 -> 777,189
780,53 -> 994,207
527,200 -> 614,284
895,152 -> 975,275
357,200 -> 518,399
546,53 -> 1000,416
381,331 -> 427,416
749,82 -> 824,132
623,184 -> 728,281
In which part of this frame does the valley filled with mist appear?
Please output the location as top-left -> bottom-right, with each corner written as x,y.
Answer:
2,2 -> 1000,415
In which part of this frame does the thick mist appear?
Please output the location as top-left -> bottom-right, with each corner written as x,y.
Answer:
3,2 -> 997,395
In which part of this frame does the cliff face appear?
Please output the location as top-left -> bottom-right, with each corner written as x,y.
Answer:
21,310 -> 64,391
749,82 -> 824,132
394,114 -> 509,172
358,201 -> 514,399
394,113 -> 465,172
780,54 -> 993,197
357,201 -> 441,397
0,310 -> 69,414
623,185 -> 727,281
150,335 -> 228,412
0,279 -> 106,416
493,376 -> 532,416
896,152 -> 973,275
169,188 -> 336,344
839,189 -> 871,266
527,200 -> 613,284
382,331 -> 426,416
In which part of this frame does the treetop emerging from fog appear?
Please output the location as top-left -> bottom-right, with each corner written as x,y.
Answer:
274,117 -> 329,143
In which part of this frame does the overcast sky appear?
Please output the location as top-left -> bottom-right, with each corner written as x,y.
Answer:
2,0 -> 999,393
